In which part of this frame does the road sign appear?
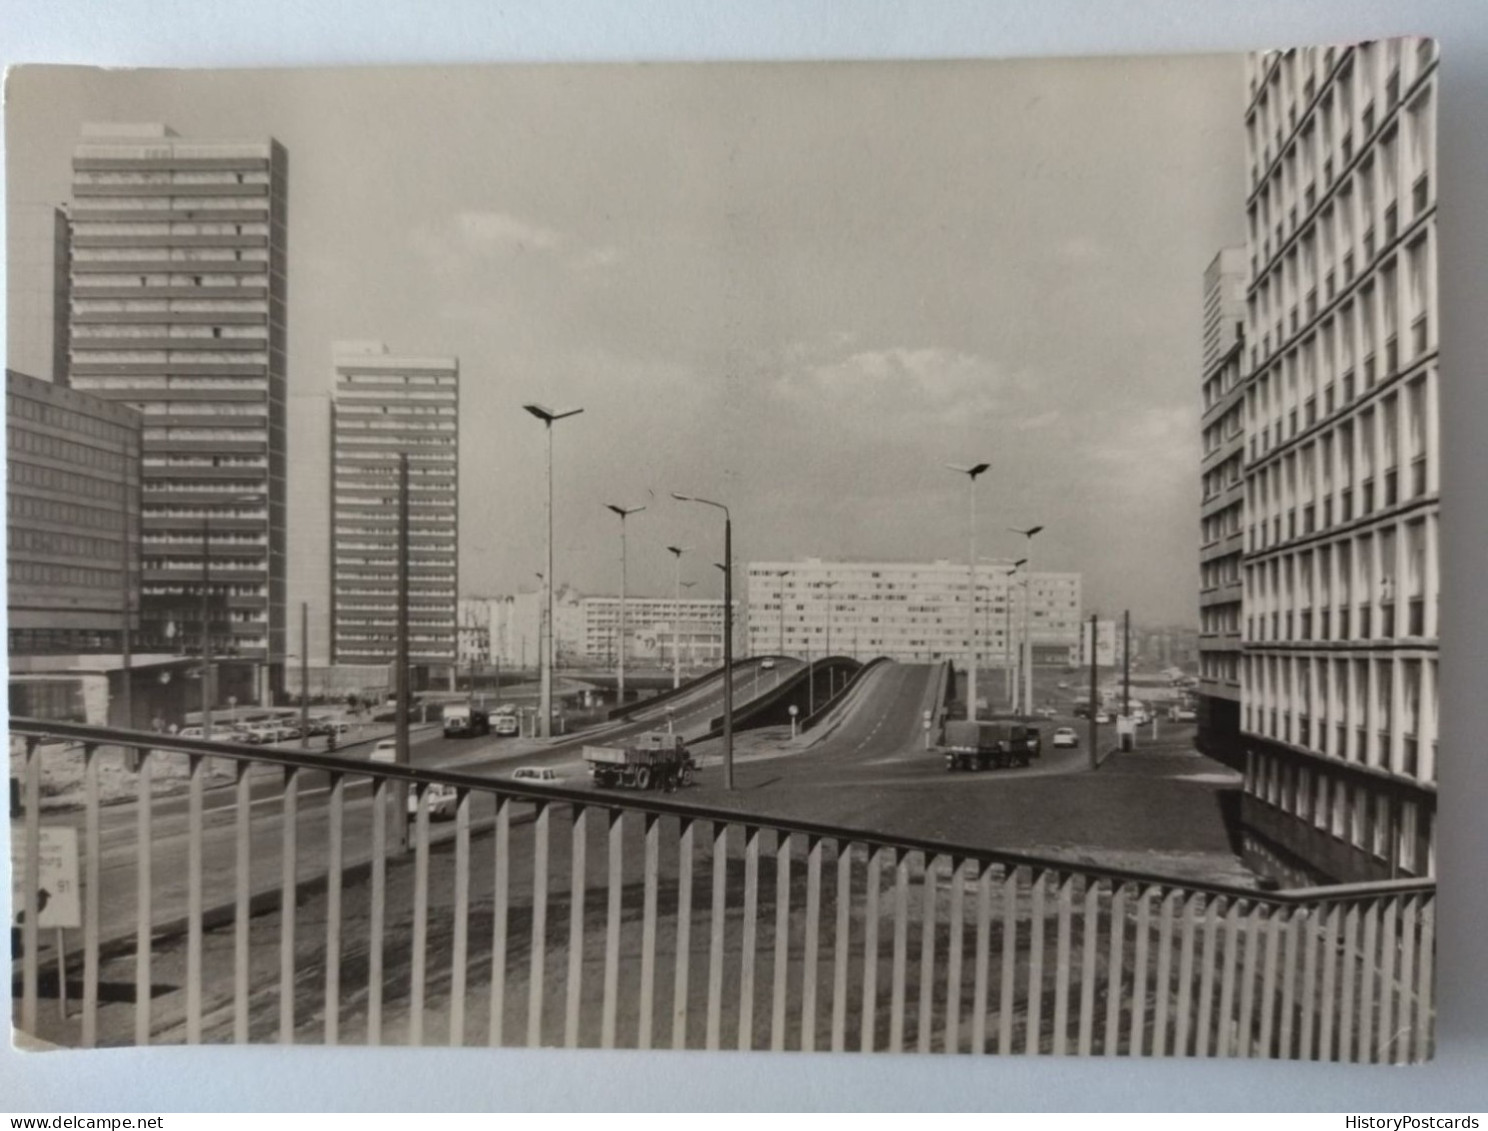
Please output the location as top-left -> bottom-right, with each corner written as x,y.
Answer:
10,826 -> 81,929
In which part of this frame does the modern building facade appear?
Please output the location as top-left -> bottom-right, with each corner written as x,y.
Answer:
330,342 -> 458,680
1235,41 -> 1439,883
63,123 -> 288,701
579,595 -> 731,667
1197,246 -> 1251,759
745,558 -> 1083,668
6,204 -> 72,387
6,369 -> 141,656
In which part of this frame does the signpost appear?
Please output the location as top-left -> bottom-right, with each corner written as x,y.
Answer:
11,826 -> 81,1018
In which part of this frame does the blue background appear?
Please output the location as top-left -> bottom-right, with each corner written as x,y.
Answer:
2,0 -> 1486,1112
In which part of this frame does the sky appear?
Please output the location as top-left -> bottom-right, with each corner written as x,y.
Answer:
5,55 -> 1247,650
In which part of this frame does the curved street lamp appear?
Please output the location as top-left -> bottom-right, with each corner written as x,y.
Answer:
675,492 -> 735,790
605,503 -> 646,707
524,403 -> 584,738
666,544 -> 690,690
948,462 -> 990,719
1010,525 -> 1045,716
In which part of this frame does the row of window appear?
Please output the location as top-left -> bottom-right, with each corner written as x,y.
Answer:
9,560 -> 117,588
1249,240 -> 1435,459
8,458 -> 128,502
8,427 -> 134,474
7,493 -> 125,531
1248,372 -> 1434,552
9,528 -> 126,560
6,392 -> 137,441
1243,653 -> 1436,781
1245,513 -> 1437,643
1245,745 -> 1431,875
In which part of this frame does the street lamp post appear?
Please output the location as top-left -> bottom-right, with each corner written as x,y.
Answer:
1010,525 -> 1044,717
524,403 -> 584,739
606,503 -> 646,708
997,558 -> 1027,710
948,463 -> 990,720
680,580 -> 697,669
776,569 -> 790,656
667,544 -> 689,690
821,580 -> 838,697
675,492 -> 734,790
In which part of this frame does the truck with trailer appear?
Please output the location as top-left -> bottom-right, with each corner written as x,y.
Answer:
939,718 -> 1041,772
583,730 -> 697,791
441,701 -> 491,737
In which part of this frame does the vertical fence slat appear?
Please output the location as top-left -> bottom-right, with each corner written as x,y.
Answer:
1374,898 -> 1397,1065
706,822 -> 728,1051
1216,899 -> 1241,1058
671,819 -> 694,1050
889,851 -> 910,1053
279,766 -> 299,1045
133,750 -> 152,1046
1338,904 -> 1360,1063
1101,884 -> 1125,1055
82,745 -> 101,1049
449,789 -> 470,1048
603,809 -> 625,1049
185,754 -> 204,1044
832,842 -> 853,1052
368,778 -> 386,1046
409,787 -> 430,1048
917,854 -> 939,1054
325,772 -> 345,1047
1413,896 -> 1434,1064
526,802 -> 551,1048
1026,870 -> 1047,1056
1299,906 -> 1319,1060
638,814 -> 660,1051
946,858 -> 966,1055
861,848 -> 883,1053
1151,890 -> 1175,1057
738,828 -> 761,1051
1395,896 -> 1418,1066
1236,900 -> 1260,1059
488,795 -> 511,1047
1077,880 -> 1100,1056
564,806 -> 588,1049
971,865 -> 992,1054
1279,907 -> 1300,1060
20,741 -> 42,1040
1128,884 -> 1152,1056
998,866 -> 1018,1056
1196,897 -> 1220,1058
1173,894 -> 1198,1057
802,837 -> 823,1052
1052,874 -> 1074,1056
771,834 -> 793,1051
1358,901 -> 1381,1063
1258,906 -> 1281,1059
1318,903 -> 1341,1061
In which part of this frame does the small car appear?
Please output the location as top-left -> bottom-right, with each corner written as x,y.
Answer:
760,658 -> 776,670
409,782 -> 459,820
493,714 -> 519,737
511,766 -> 563,784
1172,707 -> 1197,722
1052,727 -> 1079,748
370,739 -> 398,764
1094,711 -> 1112,724
1036,705 -> 1058,718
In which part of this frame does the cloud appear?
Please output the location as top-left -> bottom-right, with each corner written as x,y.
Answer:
770,346 -> 1010,424
1015,409 -> 1062,431
410,209 -> 622,275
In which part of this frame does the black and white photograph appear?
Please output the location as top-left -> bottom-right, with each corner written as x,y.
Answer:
6,41 -> 1440,1061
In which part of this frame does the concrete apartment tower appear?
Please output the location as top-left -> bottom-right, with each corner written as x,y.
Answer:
1196,246 -> 1250,763
64,123 -> 288,703
1236,41 -> 1439,883
330,342 -> 459,688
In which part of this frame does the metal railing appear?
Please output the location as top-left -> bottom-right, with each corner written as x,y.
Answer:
10,718 -> 1434,1057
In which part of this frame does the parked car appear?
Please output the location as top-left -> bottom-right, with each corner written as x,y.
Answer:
1094,711 -> 1112,724
409,782 -> 459,820
370,739 -> 398,764
1052,727 -> 1079,748
511,766 -> 563,784
1171,707 -> 1197,722
493,713 -> 519,737
1035,705 -> 1058,719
